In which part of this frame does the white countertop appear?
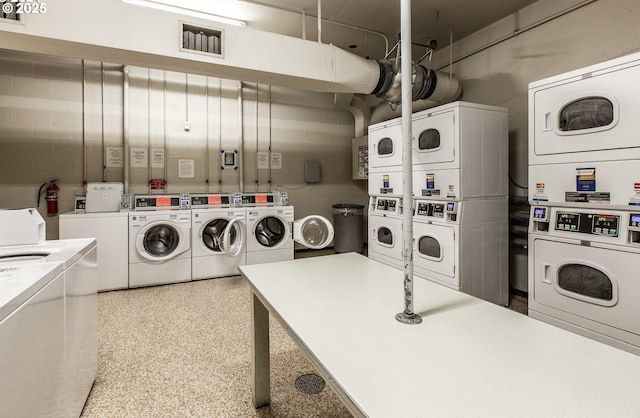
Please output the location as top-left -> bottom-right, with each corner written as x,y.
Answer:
0,262 -> 64,321
0,238 -> 96,269
240,252 -> 640,418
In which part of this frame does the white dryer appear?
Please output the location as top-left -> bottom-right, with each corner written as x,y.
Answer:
411,101 -> 508,200
367,117 -> 403,197
191,193 -> 246,280
129,195 -> 191,287
367,195 -> 404,269
529,206 -> 640,355
528,50 -> 640,208
412,198 -> 509,305
242,193 -> 334,265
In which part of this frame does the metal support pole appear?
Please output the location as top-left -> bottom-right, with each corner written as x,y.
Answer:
396,0 -> 421,325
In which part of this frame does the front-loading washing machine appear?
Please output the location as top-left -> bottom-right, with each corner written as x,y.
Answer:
367,195 -> 404,269
412,198 -> 508,305
191,193 -> 246,280
129,195 -> 191,287
242,192 -> 334,265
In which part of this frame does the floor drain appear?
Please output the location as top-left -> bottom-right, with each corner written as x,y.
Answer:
294,373 -> 325,394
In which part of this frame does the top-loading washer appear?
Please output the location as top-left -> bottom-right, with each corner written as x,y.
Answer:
0,237 -> 97,418
129,195 -> 191,287
191,193 -> 246,280
242,192 -> 334,265
60,210 -> 129,291
528,50 -> 640,208
0,261 -> 66,418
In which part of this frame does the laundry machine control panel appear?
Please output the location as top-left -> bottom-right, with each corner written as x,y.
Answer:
134,195 -> 182,210
415,202 -> 445,218
555,211 -> 620,237
415,200 -> 459,222
191,194 -> 231,207
375,197 -> 401,215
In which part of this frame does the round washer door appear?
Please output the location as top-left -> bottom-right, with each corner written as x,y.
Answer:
200,218 -> 230,253
220,217 -> 245,257
136,221 -> 187,261
293,215 -> 334,249
253,215 -> 287,249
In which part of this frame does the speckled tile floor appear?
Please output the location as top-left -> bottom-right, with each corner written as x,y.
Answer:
81,250 -> 527,417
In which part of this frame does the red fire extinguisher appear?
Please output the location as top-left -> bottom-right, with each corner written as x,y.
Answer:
38,179 -> 60,216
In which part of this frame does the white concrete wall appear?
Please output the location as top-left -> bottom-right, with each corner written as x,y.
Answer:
0,50 -> 367,240
430,0 -> 640,291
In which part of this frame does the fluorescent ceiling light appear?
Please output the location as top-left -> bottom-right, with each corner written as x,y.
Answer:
122,0 -> 247,27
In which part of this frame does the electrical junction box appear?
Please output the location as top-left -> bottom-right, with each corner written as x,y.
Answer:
304,161 -> 321,183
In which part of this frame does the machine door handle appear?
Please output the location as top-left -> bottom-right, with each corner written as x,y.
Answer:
543,264 -> 552,284
543,112 -> 552,132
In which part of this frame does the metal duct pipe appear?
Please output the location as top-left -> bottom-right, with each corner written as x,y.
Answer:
374,63 -> 461,105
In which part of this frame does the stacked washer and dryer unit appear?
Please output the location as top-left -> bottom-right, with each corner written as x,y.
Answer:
368,101 -> 509,305
528,51 -> 640,355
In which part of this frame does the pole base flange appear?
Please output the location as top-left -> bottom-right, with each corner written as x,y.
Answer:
395,312 -> 422,325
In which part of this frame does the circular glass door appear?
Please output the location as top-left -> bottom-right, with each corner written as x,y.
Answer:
201,218 -> 230,253
254,216 -> 286,248
221,218 -> 245,257
377,227 -> 393,246
143,224 -> 179,257
293,215 -> 334,249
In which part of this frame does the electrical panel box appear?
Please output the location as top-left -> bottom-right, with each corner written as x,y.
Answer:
304,161 -> 321,183
352,135 -> 368,180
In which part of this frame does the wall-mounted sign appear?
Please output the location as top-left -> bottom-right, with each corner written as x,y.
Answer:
106,147 -> 124,168
130,148 -> 148,167
151,148 -> 165,168
270,152 -> 282,169
178,159 -> 195,178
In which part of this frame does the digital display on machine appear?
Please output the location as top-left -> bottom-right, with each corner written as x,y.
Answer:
416,202 -> 430,216
432,204 -> 444,218
592,214 -> 619,236
630,213 -> 640,227
242,194 -> 274,204
555,212 -> 580,232
533,207 -> 547,219
386,199 -> 397,212
376,198 -> 398,212
446,202 -> 456,213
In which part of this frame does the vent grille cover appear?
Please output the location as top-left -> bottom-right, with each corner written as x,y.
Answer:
181,22 -> 223,57
1,4 -> 20,22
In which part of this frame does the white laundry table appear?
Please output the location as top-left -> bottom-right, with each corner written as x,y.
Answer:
239,253 -> 640,418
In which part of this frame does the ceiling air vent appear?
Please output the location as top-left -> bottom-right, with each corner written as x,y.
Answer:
181,22 -> 223,58
1,3 -> 20,22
